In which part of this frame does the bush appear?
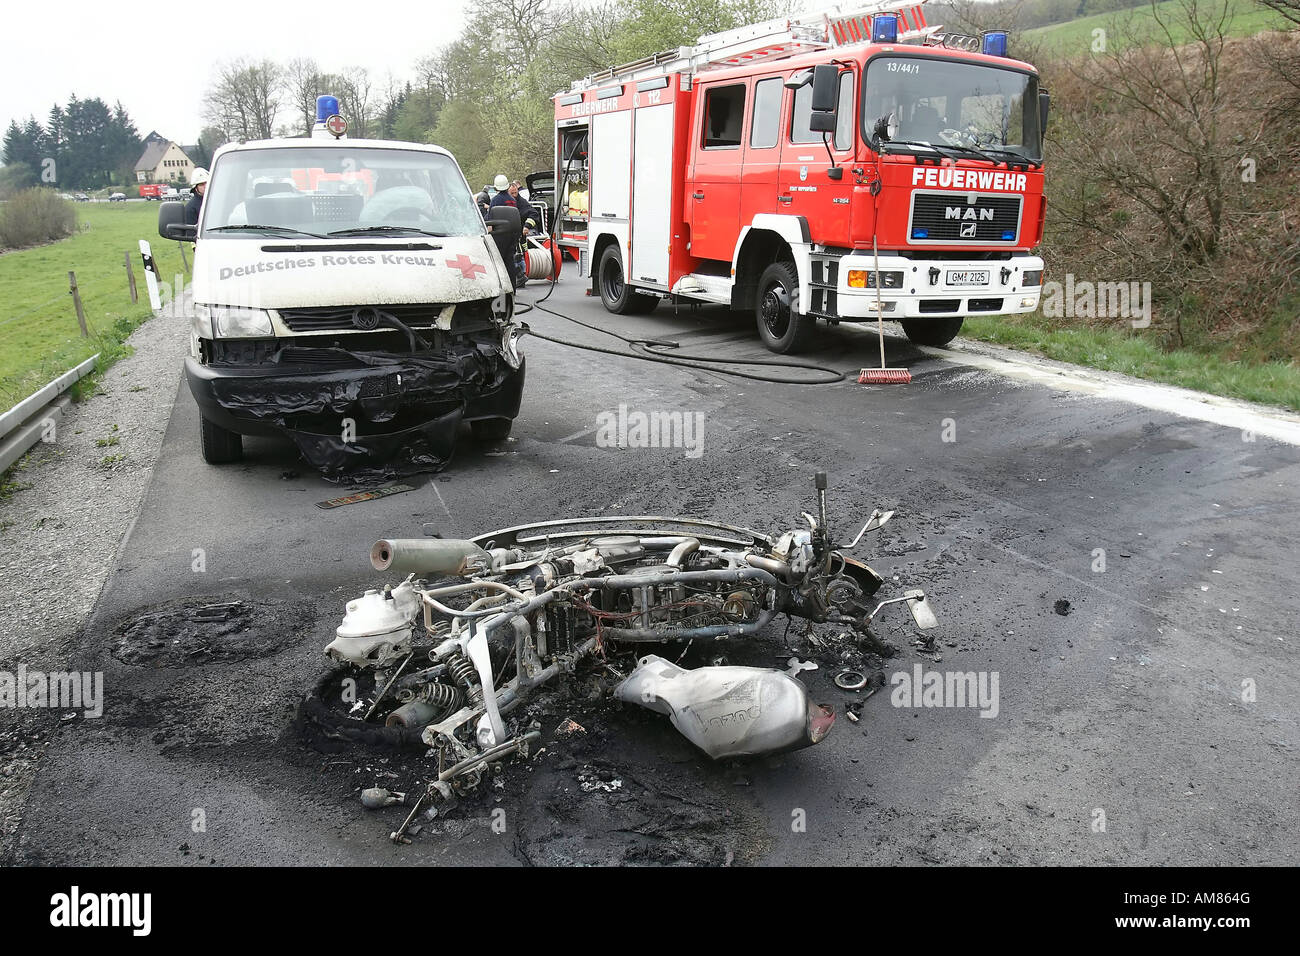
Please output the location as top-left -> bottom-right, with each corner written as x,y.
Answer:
0,188 -> 78,250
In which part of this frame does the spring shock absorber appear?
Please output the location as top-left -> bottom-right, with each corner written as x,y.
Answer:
445,650 -> 484,706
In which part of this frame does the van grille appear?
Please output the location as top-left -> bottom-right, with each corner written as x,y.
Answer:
277,304 -> 449,332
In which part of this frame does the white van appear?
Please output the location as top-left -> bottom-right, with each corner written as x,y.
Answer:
159,137 -> 525,476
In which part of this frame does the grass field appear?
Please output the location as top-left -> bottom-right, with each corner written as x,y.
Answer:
0,201 -> 190,409
963,313 -> 1300,412
1024,0 -> 1292,52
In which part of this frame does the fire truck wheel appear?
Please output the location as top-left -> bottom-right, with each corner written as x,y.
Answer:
597,245 -> 657,314
756,262 -> 814,354
901,317 -> 964,347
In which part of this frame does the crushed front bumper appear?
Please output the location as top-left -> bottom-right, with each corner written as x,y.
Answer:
185,345 -> 525,478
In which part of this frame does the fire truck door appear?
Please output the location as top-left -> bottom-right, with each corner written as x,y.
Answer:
739,75 -> 785,229
591,109 -> 632,225
631,103 -> 673,286
777,70 -> 856,246
688,81 -> 746,262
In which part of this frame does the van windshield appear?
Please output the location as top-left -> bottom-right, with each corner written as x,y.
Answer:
862,55 -> 1041,161
201,147 -> 485,238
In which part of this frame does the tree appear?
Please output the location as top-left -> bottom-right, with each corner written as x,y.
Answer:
283,57 -> 325,136
204,59 -> 283,141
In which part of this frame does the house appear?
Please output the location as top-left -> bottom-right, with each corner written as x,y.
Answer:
134,135 -> 196,184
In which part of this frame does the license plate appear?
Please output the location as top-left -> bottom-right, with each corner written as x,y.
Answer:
946,269 -> 989,287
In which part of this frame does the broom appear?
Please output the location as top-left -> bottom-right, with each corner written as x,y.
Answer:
858,234 -> 911,385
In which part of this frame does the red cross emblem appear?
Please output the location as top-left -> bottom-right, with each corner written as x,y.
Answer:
446,254 -> 486,279
325,114 -> 347,137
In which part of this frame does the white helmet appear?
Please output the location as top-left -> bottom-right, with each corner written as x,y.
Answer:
493,174 -> 509,191
190,167 -> 210,187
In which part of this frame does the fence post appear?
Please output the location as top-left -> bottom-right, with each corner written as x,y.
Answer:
124,251 -> 138,304
68,271 -> 89,338
178,241 -> 189,274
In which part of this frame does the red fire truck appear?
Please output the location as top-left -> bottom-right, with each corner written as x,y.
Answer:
552,0 -> 1048,352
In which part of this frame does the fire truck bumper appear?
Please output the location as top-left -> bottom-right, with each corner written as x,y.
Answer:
834,253 -> 1044,320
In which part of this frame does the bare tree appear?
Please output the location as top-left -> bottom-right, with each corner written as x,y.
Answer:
204,59 -> 283,141
1259,0 -> 1300,25
337,67 -> 375,138
283,57 -> 324,136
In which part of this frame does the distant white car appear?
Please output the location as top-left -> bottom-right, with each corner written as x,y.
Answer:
109,192 -> 126,202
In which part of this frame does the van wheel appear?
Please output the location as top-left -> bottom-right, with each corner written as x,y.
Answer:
471,418 -> 513,442
902,317 -> 964,347
597,245 -> 656,314
756,262 -> 814,354
199,415 -> 243,464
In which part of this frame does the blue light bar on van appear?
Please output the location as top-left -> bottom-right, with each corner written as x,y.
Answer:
316,95 -> 340,123
872,13 -> 899,43
982,31 -> 1008,57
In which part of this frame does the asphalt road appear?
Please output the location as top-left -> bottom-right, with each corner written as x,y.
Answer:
8,276 -> 1299,866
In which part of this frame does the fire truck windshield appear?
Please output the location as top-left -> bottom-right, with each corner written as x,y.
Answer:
862,54 -> 1041,162
201,147 -> 485,239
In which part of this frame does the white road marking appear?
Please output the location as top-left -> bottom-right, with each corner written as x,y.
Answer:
429,480 -> 454,522
916,338 -> 1300,446
557,426 -> 598,444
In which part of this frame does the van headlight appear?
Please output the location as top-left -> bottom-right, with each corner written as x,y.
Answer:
197,304 -> 273,338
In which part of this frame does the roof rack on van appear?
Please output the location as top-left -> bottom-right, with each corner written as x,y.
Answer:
565,1 -> 939,92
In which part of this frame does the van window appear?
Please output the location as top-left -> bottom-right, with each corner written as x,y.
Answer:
790,71 -> 855,150
749,78 -> 782,149
702,84 -> 746,149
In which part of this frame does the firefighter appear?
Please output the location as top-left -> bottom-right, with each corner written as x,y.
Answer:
489,175 -> 537,287
184,168 -> 209,225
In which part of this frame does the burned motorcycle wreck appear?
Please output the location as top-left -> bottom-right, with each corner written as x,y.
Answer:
305,474 -> 937,839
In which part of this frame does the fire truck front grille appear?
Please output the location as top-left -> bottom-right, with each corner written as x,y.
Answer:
910,193 -> 1023,243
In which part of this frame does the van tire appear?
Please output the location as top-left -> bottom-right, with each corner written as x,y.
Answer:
902,317 -> 964,347
199,415 -> 243,464
756,262 -> 814,354
597,245 -> 656,315
471,417 -> 513,442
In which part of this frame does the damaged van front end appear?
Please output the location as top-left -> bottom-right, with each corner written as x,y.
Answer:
160,139 -> 524,477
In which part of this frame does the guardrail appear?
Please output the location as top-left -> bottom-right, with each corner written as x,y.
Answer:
0,354 -> 100,473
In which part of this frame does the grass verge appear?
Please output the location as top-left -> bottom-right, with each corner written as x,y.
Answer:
0,201 -> 190,411
1025,0 -> 1292,53
962,312 -> 1300,412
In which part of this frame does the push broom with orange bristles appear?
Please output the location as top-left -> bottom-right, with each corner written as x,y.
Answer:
858,235 -> 911,385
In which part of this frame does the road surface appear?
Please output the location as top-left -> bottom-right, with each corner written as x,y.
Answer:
6,278 -> 1297,866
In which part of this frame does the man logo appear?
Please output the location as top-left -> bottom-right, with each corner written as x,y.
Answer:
960,221 -> 977,238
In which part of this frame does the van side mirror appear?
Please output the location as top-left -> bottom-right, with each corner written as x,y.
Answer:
1038,90 -> 1050,148
158,201 -> 195,242
487,204 -> 521,239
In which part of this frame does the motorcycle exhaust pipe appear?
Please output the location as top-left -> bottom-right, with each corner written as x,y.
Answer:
371,539 -> 491,576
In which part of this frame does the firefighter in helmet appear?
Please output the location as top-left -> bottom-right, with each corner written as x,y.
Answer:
489,174 -> 537,287
184,168 -> 209,225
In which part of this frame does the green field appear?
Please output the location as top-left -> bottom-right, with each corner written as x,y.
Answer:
0,201 -> 190,409
1024,0 -> 1292,52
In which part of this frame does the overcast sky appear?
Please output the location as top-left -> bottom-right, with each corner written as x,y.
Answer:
0,0 -> 472,145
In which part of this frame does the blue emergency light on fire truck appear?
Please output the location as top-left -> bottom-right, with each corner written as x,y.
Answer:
552,0 -> 1048,353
